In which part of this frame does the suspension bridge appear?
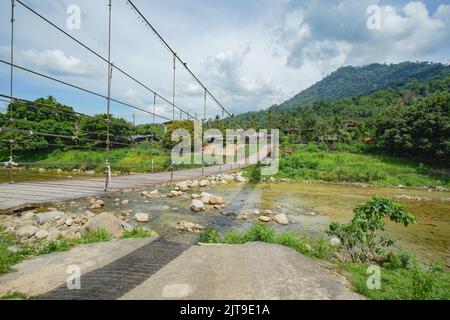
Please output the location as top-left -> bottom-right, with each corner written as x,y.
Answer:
0,0 -> 276,213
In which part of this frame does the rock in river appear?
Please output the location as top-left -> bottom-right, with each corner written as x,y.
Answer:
34,211 -> 65,225
134,213 -> 149,223
259,216 -> 271,223
274,214 -> 289,225
81,212 -> 131,238
191,199 -> 205,212
16,225 -> 39,238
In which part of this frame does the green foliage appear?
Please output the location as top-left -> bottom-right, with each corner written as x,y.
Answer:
198,228 -> 221,244
122,227 -> 153,239
346,262 -> 450,300
0,292 -> 29,300
327,197 -> 416,263
199,223 -> 334,260
80,228 -> 112,244
271,150 -> 449,187
247,162 -> 262,182
0,226 -> 114,274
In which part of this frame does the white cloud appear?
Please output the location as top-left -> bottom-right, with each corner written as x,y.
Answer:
18,49 -> 102,78
274,1 -> 450,70
202,46 -> 285,112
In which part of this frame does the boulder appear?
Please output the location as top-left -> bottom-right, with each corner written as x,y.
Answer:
81,212 -> 130,238
121,199 -> 129,205
134,213 -> 149,223
16,225 -> 39,238
190,180 -> 200,188
191,194 -> 201,199
191,199 -> 205,212
258,216 -> 271,223
235,175 -> 248,183
34,211 -> 65,225
176,181 -> 191,191
90,203 -> 103,210
329,237 -> 341,247
199,179 -> 209,187
274,214 -> 289,225
35,229 -> 49,239
263,210 -> 273,215
209,195 -> 225,205
147,190 -> 161,197
65,218 -> 74,226
176,221 -> 205,233
21,211 -> 35,220
84,211 -> 96,219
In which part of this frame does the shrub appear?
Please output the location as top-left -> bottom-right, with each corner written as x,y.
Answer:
122,227 -> 152,239
327,197 -> 416,263
198,228 -> 221,244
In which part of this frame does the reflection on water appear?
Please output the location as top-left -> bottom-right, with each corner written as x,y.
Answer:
9,181 -> 448,264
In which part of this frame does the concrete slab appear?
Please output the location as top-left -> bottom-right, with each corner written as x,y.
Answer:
120,242 -> 363,300
0,237 -> 156,297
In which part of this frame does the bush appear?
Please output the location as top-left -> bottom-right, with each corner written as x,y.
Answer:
122,227 -> 152,239
198,228 -> 221,244
327,197 -> 416,263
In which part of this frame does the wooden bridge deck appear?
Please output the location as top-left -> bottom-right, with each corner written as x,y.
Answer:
0,162 -> 246,214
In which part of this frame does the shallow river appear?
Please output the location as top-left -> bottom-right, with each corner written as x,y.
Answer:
5,181 -> 449,264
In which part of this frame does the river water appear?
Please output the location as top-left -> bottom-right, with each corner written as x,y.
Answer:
5,181 -> 449,265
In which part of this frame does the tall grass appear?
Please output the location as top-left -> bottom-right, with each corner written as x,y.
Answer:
274,149 -> 449,188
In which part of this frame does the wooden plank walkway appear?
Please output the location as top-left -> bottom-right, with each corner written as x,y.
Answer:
0,162 -> 246,214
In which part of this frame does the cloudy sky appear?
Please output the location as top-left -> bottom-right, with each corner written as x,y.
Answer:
0,0 -> 449,123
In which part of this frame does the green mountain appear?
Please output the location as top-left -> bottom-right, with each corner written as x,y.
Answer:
278,62 -> 450,110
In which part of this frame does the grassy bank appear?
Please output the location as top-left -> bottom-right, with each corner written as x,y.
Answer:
251,146 -> 449,188
13,142 -> 170,174
0,226 -> 153,275
200,223 -> 450,300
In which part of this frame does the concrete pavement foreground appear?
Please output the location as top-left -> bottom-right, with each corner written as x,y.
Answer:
120,242 -> 362,300
0,238 -> 362,300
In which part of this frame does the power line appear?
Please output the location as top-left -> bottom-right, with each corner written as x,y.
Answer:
0,59 -> 173,122
126,0 -> 242,129
14,0 -> 197,121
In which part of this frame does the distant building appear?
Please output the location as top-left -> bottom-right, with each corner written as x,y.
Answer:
128,134 -> 158,144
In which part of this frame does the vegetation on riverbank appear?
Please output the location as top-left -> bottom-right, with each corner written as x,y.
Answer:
0,226 -> 153,274
246,146 -> 449,188
199,197 -> 450,300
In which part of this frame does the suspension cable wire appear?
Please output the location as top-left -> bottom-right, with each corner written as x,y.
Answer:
14,0 -> 197,121
126,0 -> 242,129
8,0 -> 16,184
0,127 -> 134,148
104,0 -> 113,191
0,94 -> 98,121
153,93 -> 156,124
0,96 -> 141,137
0,59 -> 173,122
172,53 -> 176,121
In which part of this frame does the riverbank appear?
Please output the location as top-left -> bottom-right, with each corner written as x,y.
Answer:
250,150 -> 450,189
1,173 -> 449,300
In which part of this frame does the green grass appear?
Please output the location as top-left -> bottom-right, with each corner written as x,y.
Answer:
0,292 -> 29,300
0,227 -> 113,274
199,222 -> 334,260
0,225 -> 157,275
122,226 -> 154,239
14,142 -> 170,174
345,263 -> 450,300
258,148 -> 449,188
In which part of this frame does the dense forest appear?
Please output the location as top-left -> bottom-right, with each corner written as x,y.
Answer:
0,97 -> 164,159
1,62 -> 449,164
233,65 -> 450,163
278,61 -> 450,110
